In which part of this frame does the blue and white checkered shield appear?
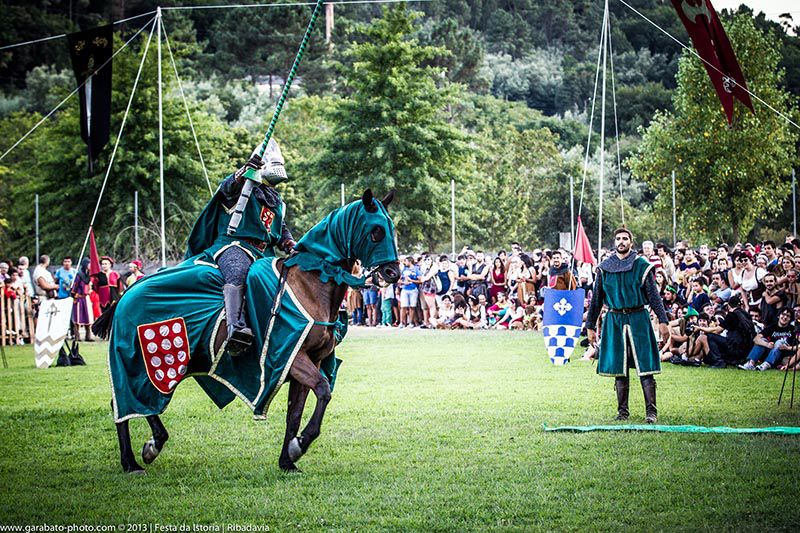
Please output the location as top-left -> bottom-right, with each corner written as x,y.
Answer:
542,289 -> 585,365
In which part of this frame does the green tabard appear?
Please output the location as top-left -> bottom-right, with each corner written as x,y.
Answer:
596,256 -> 660,377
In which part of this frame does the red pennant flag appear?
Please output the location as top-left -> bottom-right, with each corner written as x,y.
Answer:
89,227 -> 101,276
573,216 -> 596,266
671,0 -> 754,124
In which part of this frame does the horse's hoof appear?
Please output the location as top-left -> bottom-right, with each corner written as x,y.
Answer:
123,463 -> 146,475
287,437 -> 303,462
280,462 -> 302,473
142,438 -> 161,464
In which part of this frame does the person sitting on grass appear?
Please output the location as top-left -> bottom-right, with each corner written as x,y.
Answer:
739,307 -> 795,371
429,294 -> 455,329
495,302 -> 524,329
486,291 -> 511,326
521,304 -> 540,331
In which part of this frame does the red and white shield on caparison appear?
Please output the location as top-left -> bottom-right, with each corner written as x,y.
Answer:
137,317 -> 191,395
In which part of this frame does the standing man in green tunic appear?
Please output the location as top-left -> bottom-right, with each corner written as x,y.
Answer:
586,228 -> 670,423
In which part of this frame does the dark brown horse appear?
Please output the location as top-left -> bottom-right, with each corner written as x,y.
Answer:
105,190 -> 400,473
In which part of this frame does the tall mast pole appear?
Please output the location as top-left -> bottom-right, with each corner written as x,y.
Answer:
451,179 -> 456,257
672,170 -> 677,247
597,1 -> 608,262
157,7 -> 166,267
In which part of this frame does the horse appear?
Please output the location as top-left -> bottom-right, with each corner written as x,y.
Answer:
98,189 -> 400,474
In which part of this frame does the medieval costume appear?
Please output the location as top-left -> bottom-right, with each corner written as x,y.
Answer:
185,139 -> 295,353
125,259 -> 145,288
586,232 -> 669,423
71,258 -> 94,340
548,263 -> 577,290
95,256 -> 122,312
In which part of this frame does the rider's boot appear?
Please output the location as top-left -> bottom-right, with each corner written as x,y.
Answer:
223,284 -> 254,355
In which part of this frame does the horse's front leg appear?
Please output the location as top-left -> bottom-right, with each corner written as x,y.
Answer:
142,415 -> 169,465
286,352 -> 331,464
279,379 -> 309,472
116,418 -> 145,474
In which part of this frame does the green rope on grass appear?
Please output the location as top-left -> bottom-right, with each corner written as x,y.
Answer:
543,423 -> 800,434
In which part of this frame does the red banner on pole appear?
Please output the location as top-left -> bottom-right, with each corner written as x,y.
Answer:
671,0 -> 754,124
573,216 -> 596,266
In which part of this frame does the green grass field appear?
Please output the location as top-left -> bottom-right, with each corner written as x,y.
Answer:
1,329 -> 799,531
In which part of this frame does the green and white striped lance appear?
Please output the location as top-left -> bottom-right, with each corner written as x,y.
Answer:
227,0 -> 325,236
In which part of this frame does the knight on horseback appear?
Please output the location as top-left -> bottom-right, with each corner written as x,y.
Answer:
185,139 -> 296,354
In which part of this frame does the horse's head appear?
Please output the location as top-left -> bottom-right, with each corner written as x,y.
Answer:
293,188 -> 400,284
357,189 -> 400,284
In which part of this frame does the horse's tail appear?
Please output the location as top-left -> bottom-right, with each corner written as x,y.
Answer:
91,300 -> 118,340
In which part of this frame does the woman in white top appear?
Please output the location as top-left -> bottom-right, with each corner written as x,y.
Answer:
728,253 -> 745,290
740,253 -> 766,308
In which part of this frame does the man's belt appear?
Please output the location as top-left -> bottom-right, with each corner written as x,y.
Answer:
241,238 -> 268,252
608,306 -> 645,314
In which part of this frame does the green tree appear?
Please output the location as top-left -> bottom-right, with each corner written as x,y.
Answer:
2,30 -> 250,260
628,14 -> 799,242
315,5 -> 468,250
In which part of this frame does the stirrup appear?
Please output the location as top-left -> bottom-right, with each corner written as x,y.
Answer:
226,328 -> 254,355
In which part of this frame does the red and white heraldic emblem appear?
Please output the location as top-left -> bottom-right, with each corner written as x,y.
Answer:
137,317 -> 190,395
260,206 -> 275,232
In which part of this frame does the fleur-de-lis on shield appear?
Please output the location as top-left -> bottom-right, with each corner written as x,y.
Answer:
553,298 -> 573,316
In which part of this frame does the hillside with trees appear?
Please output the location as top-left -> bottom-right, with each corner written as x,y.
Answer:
0,0 -> 798,258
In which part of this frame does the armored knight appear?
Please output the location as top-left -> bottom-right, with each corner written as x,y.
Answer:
185,139 -> 295,353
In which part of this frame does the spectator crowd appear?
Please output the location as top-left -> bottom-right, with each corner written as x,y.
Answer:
6,234 -> 800,373
346,235 -> 800,373
0,254 -> 145,345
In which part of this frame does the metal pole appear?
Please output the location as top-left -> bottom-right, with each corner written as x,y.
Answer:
451,179 -> 456,256
134,190 -> 139,260
793,168 -> 796,237
672,170 -> 677,247
570,162 -> 574,250
340,183 -> 345,207
157,8 -> 166,267
597,2 -> 608,262
35,194 -> 40,261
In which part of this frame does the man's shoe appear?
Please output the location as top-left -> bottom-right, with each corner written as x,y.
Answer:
738,361 -> 757,370
757,361 -> 772,371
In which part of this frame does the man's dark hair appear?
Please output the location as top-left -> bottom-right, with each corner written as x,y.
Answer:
439,255 -> 449,262
457,254 -> 466,261
62,256 -> 72,262
718,243 -> 729,251
511,241 -> 521,247
712,271 -> 729,286
728,294 -> 742,308
614,227 -> 633,240
792,238 -> 800,248
476,250 -> 484,254
763,240 -> 776,249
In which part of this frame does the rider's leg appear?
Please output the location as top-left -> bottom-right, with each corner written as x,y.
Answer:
217,246 -> 254,353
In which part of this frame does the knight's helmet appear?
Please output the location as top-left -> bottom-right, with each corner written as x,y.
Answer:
252,138 -> 288,186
